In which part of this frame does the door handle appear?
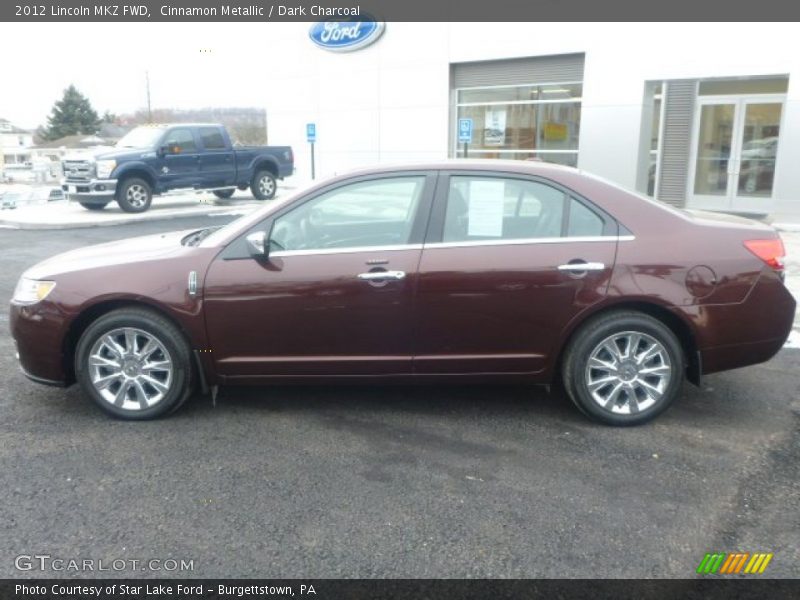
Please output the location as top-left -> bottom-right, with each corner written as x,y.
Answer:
557,262 -> 605,272
357,270 -> 406,281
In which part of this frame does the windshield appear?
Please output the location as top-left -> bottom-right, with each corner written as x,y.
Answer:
116,127 -> 166,148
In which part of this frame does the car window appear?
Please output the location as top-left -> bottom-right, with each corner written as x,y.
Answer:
270,176 -> 425,252
162,129 -> 196,153
443,176 -> 566,242
567,198 -> 604,236
199,127 -> 226,150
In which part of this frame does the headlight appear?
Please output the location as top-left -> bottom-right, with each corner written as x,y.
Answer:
12,278 -> 56,304
96,159 -> 116,179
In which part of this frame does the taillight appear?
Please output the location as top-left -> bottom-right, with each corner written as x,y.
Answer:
744,238 -> 786,271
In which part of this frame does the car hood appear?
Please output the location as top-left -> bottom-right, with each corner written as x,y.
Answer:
24,230 -> 198,279
95,146 -> 155,160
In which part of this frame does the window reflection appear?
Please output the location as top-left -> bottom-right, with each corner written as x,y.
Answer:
456,82 -> 582,165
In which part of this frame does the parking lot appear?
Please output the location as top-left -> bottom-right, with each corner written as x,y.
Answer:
1,215 -> 798,578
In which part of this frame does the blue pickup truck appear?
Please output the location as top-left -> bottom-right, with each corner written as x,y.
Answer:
62,123 -> 294,212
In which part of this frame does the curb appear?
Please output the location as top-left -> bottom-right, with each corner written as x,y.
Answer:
0,201 -> 263,230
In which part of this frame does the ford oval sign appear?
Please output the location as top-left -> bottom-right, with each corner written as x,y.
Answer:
309,19 -> 385,53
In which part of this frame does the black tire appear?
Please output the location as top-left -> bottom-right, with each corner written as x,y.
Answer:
251,170 -> 277,200
562,311 -> 684,426
116,177 -> 153,213
79,202 -> 108,211
75,308 -> 194,420
213,189 -> 236,199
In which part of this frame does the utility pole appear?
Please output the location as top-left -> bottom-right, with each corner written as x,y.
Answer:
145,71 -> 152,123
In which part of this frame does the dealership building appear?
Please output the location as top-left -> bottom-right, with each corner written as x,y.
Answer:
264,23 -> 800,220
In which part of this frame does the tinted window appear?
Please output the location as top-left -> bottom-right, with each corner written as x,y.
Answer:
199,127 -> 226,150
270,177 -> 425,252
162,129 -> 196,153
443,176 -> 566,242
567,198 -> 605,237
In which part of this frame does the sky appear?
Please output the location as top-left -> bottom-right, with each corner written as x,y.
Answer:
0,22 -> 306,130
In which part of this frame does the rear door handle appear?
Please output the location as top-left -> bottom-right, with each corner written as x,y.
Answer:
557,262 -> 605,272
357,270 -> 406,281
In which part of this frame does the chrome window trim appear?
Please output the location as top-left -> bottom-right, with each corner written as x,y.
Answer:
270,244 -> 424,258
266,236 -> 634,258
424,235 -> 634,250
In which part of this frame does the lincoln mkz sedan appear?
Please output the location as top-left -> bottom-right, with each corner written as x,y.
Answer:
10,161 -> 796,425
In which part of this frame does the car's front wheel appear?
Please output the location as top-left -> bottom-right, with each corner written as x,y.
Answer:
213,188 -> 236,199
116,178 -> 153,213
562,311 -> 684,425
79,202 -> 109,211
75,308 -> 193,420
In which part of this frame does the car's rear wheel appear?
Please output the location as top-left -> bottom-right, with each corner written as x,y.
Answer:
562,311 -> 684,425
75,308 -> 193,420
251,170 -> 276,200
116,178 -> 152,213
213,189 -> 235,199
79,202 -> 108,211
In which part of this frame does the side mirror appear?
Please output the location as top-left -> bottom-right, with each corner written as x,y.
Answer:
246,231 -> 268,257
157,145 -> 169,157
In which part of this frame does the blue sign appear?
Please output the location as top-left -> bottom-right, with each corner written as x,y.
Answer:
458,118 -> 473,143
309,19 -> 385,53
306,123 -> 316,143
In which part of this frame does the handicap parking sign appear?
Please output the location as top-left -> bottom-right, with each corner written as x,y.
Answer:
458,118 -> 473,143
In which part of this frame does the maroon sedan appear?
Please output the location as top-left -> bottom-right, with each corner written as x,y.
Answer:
9,161 -> 795,424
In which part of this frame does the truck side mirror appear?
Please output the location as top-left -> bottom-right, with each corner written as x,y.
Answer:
157,145 -> 169,157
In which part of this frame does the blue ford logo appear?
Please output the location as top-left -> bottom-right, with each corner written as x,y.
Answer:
308,19 -> 385,53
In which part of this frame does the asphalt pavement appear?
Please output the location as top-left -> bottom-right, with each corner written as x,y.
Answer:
0,216 -> 798,578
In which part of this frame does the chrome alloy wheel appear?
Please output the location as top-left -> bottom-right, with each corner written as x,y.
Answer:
126,184 -> 148,208
584,331 -> 672,415
87,327 -> 173,411
258,175 -> 275,197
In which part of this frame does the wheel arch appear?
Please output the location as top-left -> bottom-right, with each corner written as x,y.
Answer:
554,300 -> 702,387
62,298 -> 198,385
252,158 -> 278,178
116,166 -> 157,191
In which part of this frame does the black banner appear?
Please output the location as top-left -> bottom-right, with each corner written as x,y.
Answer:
2,0 -> 800,22
2,579 -> 800,600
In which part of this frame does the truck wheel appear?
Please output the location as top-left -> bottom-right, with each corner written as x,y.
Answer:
116,178 -> 153,213
251,170 -> 276,200
79,202 -> 109,211
213,189 -> 236,199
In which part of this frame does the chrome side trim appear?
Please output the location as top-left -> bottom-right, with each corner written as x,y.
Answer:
423,235 -> 634,250
263,236 -> 633,259
188,271 -> 198,296
270,244 -> 424,258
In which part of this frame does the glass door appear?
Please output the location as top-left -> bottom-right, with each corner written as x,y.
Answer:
689,99 -> 736,211
732,100 -> 782,213
689,95 -> 784,213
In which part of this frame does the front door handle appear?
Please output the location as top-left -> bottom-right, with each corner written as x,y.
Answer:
357,270 -> 406,281
557,262 -> 605,272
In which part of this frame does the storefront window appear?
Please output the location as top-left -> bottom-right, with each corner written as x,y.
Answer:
455,82 -> 582,166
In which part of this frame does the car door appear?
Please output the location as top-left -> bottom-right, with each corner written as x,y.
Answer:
197,126 -> 236,188
413,171 -> 618,375
203,172 -> 436,378
157,127 -> 201,190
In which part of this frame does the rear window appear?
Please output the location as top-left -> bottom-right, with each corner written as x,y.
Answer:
199,128 -> 226,150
